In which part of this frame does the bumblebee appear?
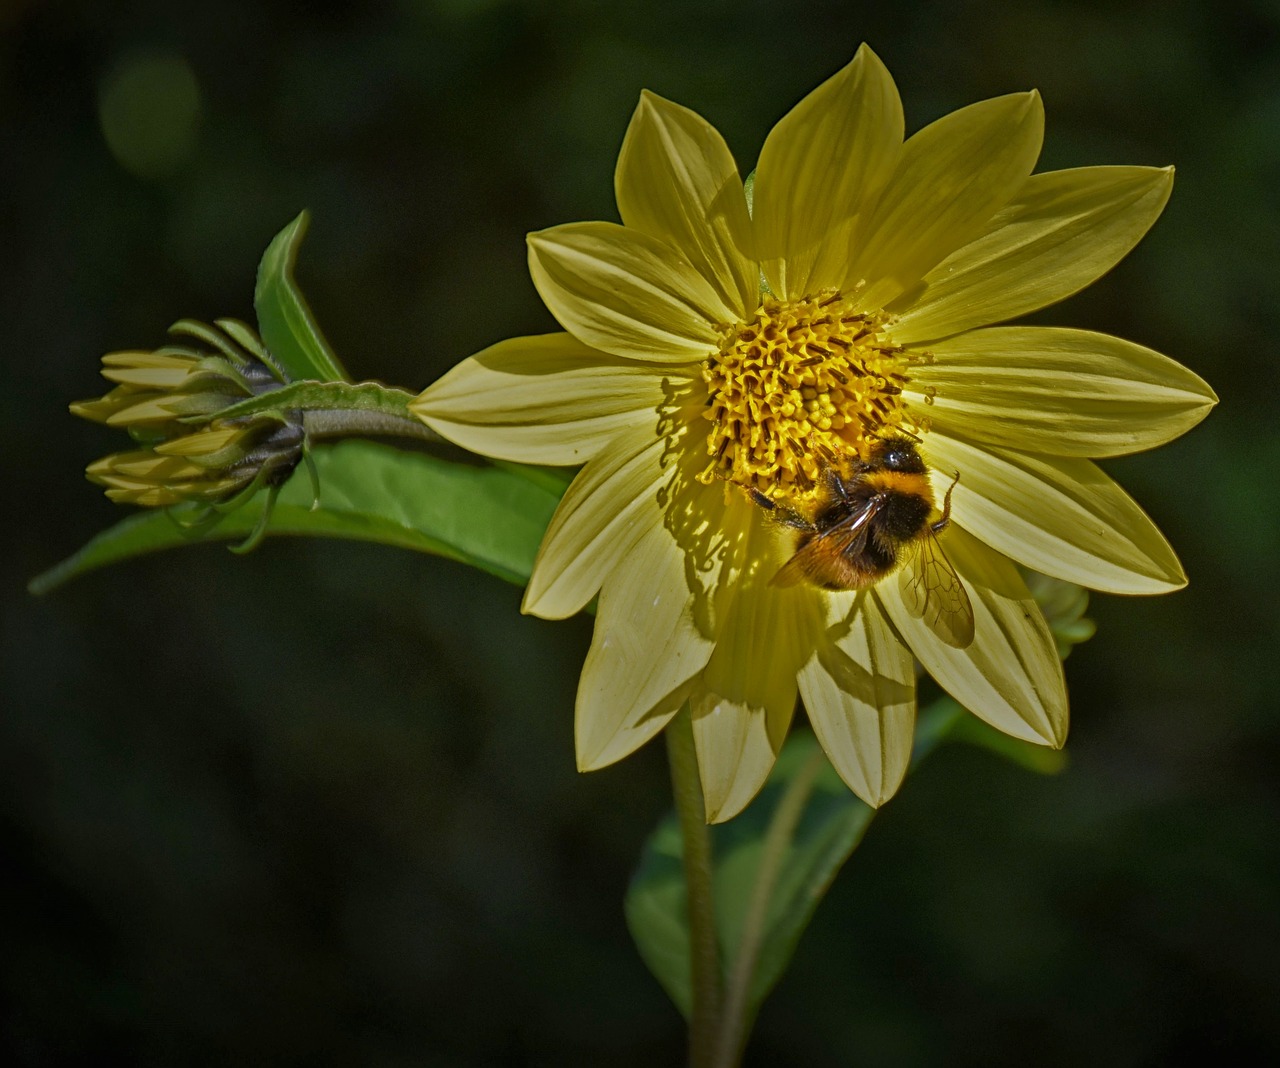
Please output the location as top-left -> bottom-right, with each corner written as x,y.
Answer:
752,437 -> 975,649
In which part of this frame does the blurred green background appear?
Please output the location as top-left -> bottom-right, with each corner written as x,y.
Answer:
4,0 -> 1278,1063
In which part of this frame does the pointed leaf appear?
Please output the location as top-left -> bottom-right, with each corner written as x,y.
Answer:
254,211 -> 349,382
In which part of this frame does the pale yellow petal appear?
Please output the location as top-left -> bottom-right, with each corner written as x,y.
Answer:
576,523 -> 715,771
689,686 -> 788,825
100,365 -> 196,389
908,327 -> 1217,457
523,427 -> 672,620
692,504 -> 824,822
411,332 -> 683,466
527,222 -> 731,362
752,44 -> 903,299
848,92 -> 1044,311
154,426 -> 248,456
100,351 -> 193,368
924,431 -> 1186,594
798,592 -> 915,808
890,166 -> 1174,343
879,527 -> 1067,746
616,90 -> 757,318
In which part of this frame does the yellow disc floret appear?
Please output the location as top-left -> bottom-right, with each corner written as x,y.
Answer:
700,290 -> 921,503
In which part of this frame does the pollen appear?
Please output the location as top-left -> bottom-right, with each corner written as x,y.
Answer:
699,291 -> 920,503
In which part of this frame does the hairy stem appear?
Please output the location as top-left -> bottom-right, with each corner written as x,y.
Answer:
666,707 -> 722,1068
302,407 -> 444,444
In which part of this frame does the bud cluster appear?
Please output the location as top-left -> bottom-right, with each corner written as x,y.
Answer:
72,320 -> 305,507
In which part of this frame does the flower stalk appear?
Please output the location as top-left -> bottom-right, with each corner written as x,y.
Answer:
666,706 -> 722,1068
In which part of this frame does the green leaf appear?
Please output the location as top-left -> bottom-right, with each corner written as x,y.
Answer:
623,699 -> 972,1021
254,211 -> 348,383
624,814 -> 693,1016
30,440 -> 564,595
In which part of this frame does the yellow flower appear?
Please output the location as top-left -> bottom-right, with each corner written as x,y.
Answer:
411,47 -> 1215,821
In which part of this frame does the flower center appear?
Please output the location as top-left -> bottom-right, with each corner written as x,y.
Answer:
699,290 -> 922,503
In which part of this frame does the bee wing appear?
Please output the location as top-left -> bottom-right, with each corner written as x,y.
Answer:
770,498 -> 882,589
898,531 -> 975,648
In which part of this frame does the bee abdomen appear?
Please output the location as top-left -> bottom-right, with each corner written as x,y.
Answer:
878,492 -> 932,542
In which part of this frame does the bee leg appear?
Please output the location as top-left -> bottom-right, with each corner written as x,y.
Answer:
748,488 -> 811,532
823,466 -> 851,504
774,508 -> 813,531
931,471 -> 960,534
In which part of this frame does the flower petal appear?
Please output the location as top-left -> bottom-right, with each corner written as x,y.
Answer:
890,166 -> 1174,343
692,505 -> 824,822
848,91 -> 1044,311
752,44 -> 903,300
925,431 -> 1186,594
576,523 -> 714,771
616,90 -> 757,319
689,686 -> 792,825
798,592 -> 915,808
879,527 -> 1067,746
909,327 -> 1217,457
527,222 -> 731,362
523,427 -> 672,619
411,332 -> 684,465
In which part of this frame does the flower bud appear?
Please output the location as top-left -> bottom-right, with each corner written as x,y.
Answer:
73,319 -> 304,509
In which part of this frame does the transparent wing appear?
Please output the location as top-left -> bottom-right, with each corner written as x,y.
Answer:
770,499 -> 882,589
898,531 -> 975,648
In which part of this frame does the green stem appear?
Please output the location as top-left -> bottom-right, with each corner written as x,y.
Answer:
713,745 -> 827,1068
302,407 -> 444,444
666,707 -> 722,1068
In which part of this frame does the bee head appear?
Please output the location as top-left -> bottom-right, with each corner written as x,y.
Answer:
874,436 -> 926,474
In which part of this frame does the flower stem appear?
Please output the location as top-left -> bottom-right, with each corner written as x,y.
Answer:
713,745 -> 827,1068
666,706 -> 722,1068
302,407 -> 444,444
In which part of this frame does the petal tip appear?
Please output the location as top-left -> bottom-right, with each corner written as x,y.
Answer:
575,748 -> 606,773
1025,88 -> 1046,122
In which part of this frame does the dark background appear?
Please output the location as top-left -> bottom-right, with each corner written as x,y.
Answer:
4,1 -> 1278,1064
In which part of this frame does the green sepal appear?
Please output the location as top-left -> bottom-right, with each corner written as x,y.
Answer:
30,440 -> 564,595
254,211 -> 348,383
211,379 -> 418,425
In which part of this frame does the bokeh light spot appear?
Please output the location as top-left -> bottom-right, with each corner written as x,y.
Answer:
98,52 -> 202,180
